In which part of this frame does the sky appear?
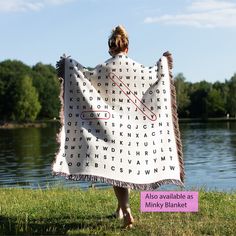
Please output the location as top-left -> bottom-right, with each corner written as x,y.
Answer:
0,0 -> 236,83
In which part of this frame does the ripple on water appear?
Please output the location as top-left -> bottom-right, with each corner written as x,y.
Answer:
0,122 -> 235,191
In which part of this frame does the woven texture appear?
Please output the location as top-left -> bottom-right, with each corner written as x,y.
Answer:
52,53 -> 184,190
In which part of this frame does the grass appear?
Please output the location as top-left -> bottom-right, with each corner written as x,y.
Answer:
0,187 -> 235,235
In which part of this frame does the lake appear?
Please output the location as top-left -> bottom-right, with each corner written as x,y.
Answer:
0,122 -> 235,191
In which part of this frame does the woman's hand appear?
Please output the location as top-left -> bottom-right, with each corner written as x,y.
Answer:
56,54 -> 69,79
163,51 -> 173,70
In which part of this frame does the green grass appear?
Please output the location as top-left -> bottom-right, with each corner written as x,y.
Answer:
0,187 -> 235,235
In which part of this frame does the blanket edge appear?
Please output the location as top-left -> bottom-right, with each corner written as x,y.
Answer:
166,56 -> 185,184
52,171 -> 184,190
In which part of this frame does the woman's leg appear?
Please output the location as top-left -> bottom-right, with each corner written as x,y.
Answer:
115,203 -> 123,219
113,186 -> 134,227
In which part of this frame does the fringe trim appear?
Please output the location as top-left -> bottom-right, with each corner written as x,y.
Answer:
51,56 -> 67,176
165,56 -> 185,184
51,171 -> 184,190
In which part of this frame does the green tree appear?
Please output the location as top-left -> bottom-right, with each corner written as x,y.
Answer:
226,74 -> 236,117
207,88 -> 225,117
213,81 -> 229,111
0,60 -> 32,121
174,73 -> 190,117
32,63 -> 60,119
14,76 -> 41,122
188,81 -> 212,119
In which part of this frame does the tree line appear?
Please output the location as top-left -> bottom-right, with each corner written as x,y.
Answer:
0,59 -> 235,122
0,60 -> 60,122
175,73 -> 236,119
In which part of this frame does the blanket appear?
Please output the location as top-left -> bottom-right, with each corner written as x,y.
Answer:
52,53 -> 184,190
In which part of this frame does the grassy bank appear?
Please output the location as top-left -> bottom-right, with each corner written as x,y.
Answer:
0,188 -> 235,235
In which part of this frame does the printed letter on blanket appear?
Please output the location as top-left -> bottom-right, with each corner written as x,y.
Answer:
52,53 -> 184,190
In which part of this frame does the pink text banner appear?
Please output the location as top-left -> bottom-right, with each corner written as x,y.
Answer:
140,191 -> 198,212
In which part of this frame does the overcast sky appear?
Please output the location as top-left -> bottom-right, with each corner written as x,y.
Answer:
0,0 -> 236,82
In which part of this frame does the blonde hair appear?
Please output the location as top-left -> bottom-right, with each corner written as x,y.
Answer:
108,25 -> 129,56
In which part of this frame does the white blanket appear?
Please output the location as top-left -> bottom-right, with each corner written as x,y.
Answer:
52,53 -> 184,190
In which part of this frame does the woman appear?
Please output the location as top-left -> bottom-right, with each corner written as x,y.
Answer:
107,25 -> 134,229
107,25 -> 173,228
54,25 -> 175,229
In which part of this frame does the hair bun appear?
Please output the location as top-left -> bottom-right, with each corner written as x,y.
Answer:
108,25 -> 129,56
113,25 -> 128,38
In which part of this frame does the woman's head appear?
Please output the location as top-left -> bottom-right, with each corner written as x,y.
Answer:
108,25 -> 129,56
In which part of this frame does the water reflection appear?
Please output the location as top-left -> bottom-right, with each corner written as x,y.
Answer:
180,122 -> 236,191
0,122 -> 235,191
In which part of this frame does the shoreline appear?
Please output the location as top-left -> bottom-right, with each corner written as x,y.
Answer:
0,117 -> 236,129
179,117 -> 236,123
0,120 -> 59,129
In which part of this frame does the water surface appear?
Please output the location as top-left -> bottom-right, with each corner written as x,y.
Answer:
0,122 -> 235,191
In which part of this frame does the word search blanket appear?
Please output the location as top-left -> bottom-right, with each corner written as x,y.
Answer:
52,53 -> 184,190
